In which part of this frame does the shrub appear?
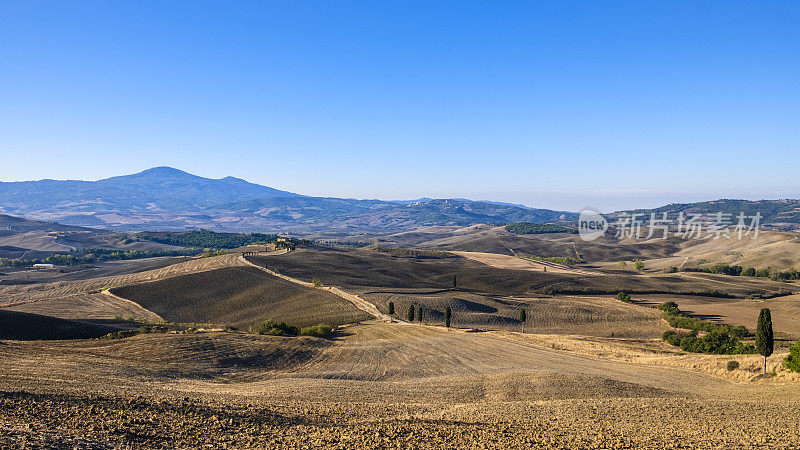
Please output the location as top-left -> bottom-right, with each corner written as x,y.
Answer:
300,324 -> 333,338
254,319 -> 298,336
311,278 -> 322,287
727,360 -> 740,371
784,341 -> 800,373
633,259 -> 645,272
616,292 -> 632,303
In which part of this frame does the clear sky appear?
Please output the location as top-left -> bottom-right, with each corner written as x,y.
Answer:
1,1 -> 798,212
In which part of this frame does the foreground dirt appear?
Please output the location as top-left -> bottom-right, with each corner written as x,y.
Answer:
2,391 -> 800,448
2,323 -> 800,447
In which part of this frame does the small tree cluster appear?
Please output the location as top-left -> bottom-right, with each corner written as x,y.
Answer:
616,292 -> 632,303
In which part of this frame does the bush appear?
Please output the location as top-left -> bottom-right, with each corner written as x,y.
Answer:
300,324 -> 333,338
254,319 -> 298,336
311,278 -> 322,287
662,329 -> 754,355
633,259 -> 645,272
616,292 -> 632,303
727,360 -> 740,371
784,341 -> 800,373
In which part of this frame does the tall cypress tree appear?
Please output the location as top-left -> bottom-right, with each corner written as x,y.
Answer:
445,306 -> 452,328
388,302 -> 395,315
407,305 -> 415,322
519,309 -> 527,333
417,306 -> 423,323
756,308 -> 774,374
452,275 -> 457,290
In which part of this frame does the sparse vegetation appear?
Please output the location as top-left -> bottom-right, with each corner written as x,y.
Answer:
659,302 -> 753,354
633,259 -> 645,272
726,360 -> 739,371
520,255 -> 578,266
136,229 -> 277,249
505,222 -> 575,235
374,247 -> 457,259
300,324 -> 333,338
254,319 -> 299,336
785,341 -> 800,373
616,292 -> 632,303
312,278 -> 322,287
102,325 -> 169,340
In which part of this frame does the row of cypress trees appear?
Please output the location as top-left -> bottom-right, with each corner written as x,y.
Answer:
386,301 -> 529,332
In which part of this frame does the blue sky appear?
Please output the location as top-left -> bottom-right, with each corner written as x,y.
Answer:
1,1 -> 798,212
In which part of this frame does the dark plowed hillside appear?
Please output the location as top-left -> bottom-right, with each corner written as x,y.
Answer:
248,248 -> 789,298
0,310 -> 133,340
359,292 -> 669,338
247,248 -> 566,295
110,266 -> 371,329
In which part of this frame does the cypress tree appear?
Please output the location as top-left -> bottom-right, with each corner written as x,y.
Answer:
452,275 -> 457,290
388,301 -> 395,315
407,305 -> 415,322
417,306 -> 423,322
756,308 -> 774,374
519,309 -> 527,333
445,306 -> 451,328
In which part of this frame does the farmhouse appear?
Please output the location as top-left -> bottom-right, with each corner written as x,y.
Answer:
32,263 -> 55,270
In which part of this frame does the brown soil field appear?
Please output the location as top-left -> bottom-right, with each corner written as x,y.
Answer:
0,254 -> 246,321
359,291 -> 670,338
632,292 -> 800,339
110,266 -> 372,329
247,247 -> 794,298
2,323 -> 800,447
0,310 -> 137,340
450,250 -> 600,275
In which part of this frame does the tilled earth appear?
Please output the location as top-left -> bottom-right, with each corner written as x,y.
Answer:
3,391 -> 800,448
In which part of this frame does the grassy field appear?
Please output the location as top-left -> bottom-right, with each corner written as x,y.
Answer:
110,266 -> 372,329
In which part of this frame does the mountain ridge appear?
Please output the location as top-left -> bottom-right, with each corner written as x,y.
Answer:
0,167 -> 573,232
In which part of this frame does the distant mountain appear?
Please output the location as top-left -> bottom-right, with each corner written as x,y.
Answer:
610,199 -> 800,228
0,167 -> 574,232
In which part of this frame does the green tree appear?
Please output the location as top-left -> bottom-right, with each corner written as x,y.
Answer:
519,309 -> 527,333
407,305 -> 415,322
445,306 -> 451,328
452,275 -> 457,290
633,259 -> 645,272
756,308 -> 774,374
388,301 -> 394,315
617,261 -> 627,269
416,306 -> 423,323
785,341 -> 800,373
616,292 -> 632,303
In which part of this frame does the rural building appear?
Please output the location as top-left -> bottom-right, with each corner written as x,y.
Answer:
32,263 -> 55,270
